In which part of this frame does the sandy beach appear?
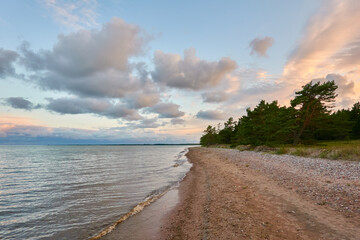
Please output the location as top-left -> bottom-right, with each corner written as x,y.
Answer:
159,147 -> 360,240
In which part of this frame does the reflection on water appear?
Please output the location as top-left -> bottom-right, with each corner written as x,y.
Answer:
0,145 -> 192,239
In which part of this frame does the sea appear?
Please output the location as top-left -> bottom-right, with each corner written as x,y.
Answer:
0,145 -> 193,239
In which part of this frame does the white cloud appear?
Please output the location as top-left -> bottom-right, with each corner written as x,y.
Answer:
151,48 -> 237,90
131,117 -> 161,129
18,18 -> 155,102
21,18 -> 145,77
148,102 -> 185,118
46,97 -> 143,120
44,0 -> 99,29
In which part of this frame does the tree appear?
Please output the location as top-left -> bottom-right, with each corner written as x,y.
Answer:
350,102 -> 360,139
200,125 -> 219,146
218,117 -> 236,144
197,80 -> 360,147
234,100 -> 295,145
314,109 -> 352,140
290,80 -> 338,145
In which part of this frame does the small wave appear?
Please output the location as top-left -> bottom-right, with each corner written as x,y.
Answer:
90,147 -> 192,240
90,190 -> 167,240
174,148 -> 189,160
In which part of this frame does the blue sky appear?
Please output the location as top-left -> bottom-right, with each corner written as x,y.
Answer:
1,0 -> 360,144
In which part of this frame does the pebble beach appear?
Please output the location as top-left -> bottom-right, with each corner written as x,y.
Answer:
160,147 -> 360,240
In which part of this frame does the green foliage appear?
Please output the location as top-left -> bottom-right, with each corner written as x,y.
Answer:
218,117 -> 236,144
199,80 -> 360,151
291,148 -> 309,157
319,150 -> 331,158
314,109 -> 353,140
290,80 -> 338,145
274,146 -> 288,155
200,125 -> 219,146
350,102 -> 360,139
234,100 -> 295,145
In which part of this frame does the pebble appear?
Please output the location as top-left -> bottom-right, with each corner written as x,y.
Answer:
211,148 -> 360,215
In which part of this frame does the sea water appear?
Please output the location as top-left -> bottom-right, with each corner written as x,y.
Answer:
0,145 -> 192,239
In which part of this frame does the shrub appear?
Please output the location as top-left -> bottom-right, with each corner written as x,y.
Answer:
291,148 -> 309,157
275,147 -> 288,155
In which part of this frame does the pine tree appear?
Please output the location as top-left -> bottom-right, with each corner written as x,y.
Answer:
290,80 -> 338,145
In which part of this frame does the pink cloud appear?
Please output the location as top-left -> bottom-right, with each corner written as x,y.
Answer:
283,0 -> 360,82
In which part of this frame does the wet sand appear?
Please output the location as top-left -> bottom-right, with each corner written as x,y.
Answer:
101,188 -> 179,240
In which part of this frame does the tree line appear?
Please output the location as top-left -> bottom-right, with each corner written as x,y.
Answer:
200,80 -> 360,146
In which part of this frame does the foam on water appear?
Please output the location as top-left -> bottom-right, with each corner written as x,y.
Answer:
90,189 -> 167,239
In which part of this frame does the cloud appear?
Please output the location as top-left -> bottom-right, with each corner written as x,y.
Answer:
202,91 -> 229,103
3,97 -> 40,110
278,0 -> 360,109
124,72 -> 160,108
5,18 -> 244,125
21,18 -> 145,77
151,48 -> 237,90
46,97 -> 143,120
36,69 -> 145,98
171,118 -> 185,125
132,117 -> 161,128
249,37 -> 274,57
0,48 -> 18,78
0,123 -> 53,138
0,122 -> 199,144
148,103 -> 185,118
338,97 -> 359,109
312,73 -> 355,97
333,39 -> 360,69
327,74 -> 355,96
44,0 -> 98,29
18,18 -> 154,100
283,0 -> 360,81
125,91 -> 160,109
210,68 -> 287,106
196,110 -> 225,120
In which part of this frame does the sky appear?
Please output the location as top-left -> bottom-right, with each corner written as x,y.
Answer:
1,0 -> 360,144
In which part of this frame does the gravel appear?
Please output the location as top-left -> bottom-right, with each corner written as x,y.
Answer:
210,148 -> 360,216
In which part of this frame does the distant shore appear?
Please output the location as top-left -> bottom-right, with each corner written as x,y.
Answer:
159,147 -> 360,239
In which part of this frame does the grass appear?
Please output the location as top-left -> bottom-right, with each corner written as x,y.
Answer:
291,148 -> 310,157
280,140 -> 360,161
274,146 -> 288,155
206,140 -> 360,161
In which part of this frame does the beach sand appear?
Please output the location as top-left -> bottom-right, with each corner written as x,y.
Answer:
102,147 -> 360,239
159,147 -> 360,240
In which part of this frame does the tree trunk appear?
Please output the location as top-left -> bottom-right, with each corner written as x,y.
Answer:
293,106 -> 316,145
293,128 -> 304,145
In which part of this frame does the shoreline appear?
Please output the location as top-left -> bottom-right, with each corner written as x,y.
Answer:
101,188 -> 180,240
159,147 -> 360,239
99,147 -> 360,239
99,148 -> 192,240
